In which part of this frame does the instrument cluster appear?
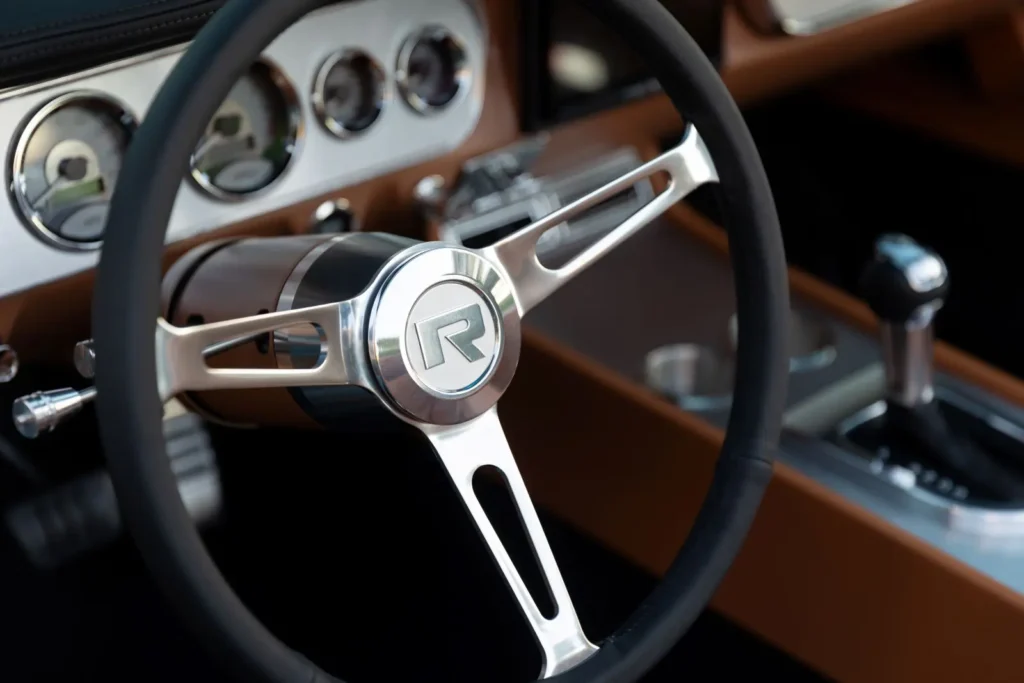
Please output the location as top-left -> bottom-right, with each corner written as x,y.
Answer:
0,0 -> 484,297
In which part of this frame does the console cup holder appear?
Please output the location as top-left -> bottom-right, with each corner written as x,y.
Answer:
644,344 -> 734,412
729,308 -> 837,373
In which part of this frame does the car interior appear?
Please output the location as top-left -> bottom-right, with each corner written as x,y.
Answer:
2,0 -> 1024,681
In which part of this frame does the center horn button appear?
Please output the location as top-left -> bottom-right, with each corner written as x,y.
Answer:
367,247 -> 521,425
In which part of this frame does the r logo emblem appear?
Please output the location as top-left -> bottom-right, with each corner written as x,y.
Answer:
414,303 -> 486,369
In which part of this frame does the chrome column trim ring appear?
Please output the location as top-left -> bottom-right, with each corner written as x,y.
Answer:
275,233 -> 351,370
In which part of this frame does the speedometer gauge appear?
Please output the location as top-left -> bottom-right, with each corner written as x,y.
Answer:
190,60 -> 301,200
9,92 -> 137,250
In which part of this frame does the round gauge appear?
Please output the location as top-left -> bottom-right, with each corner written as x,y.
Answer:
190,59 -> 301,200
313,50 -> 386,138
396,27 -> 470,114
9,92 -> 137,250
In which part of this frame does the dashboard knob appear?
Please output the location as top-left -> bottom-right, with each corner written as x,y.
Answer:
309,199 -> 357,234
74,339 -> 96,378
0,345 -> 19,383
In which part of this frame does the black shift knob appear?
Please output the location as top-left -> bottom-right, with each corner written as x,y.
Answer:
860,234 -> 949,325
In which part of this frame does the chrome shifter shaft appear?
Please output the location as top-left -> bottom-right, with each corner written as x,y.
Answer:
860,234 -> 949,408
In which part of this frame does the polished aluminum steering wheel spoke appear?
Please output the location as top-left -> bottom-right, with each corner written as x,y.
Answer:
421,408 -> 598,678
483,126 -> 718,315
156,298 -> 369,401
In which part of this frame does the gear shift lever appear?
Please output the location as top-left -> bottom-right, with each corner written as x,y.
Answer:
860,234 -> 949,407
849,234 -> 1024,502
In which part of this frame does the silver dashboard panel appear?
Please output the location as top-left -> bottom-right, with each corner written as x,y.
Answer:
0,0 -> 485,298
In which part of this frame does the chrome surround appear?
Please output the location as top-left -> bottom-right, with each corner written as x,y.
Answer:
368,246 -> 520,425
311,49 -> 388,139
396,25 -> 472,115
274,233 -> 351,370
7,90 -> 138,251
188,58 -> 304,202
150,128 -> 719,676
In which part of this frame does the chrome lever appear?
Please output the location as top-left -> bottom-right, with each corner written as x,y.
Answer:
12,329 -> 269,439
861,234 -> 949,407
12,386 -> 97,439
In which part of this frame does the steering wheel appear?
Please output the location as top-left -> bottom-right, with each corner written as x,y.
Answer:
92,0 -> 789,681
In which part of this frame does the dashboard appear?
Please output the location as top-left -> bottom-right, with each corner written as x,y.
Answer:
0,0 -> 485,298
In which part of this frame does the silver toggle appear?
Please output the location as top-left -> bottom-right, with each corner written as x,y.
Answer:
12,386 -> 97,439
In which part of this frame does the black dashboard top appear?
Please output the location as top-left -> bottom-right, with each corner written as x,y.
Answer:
0,0 -> 225,90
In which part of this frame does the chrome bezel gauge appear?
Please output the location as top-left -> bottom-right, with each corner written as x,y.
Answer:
8,91 -> 138,251
396,26 -> 472,116
189,58 -> 304,202
312,49 -> 388,139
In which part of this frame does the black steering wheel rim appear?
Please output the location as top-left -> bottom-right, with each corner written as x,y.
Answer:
93,1 -> 790,681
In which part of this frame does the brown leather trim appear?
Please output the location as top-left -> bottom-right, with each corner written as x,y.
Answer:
722,0 -> 1022,104
966,10 -> 1024,99
506,327 -> 1024,681
824,49 -> 1024,167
